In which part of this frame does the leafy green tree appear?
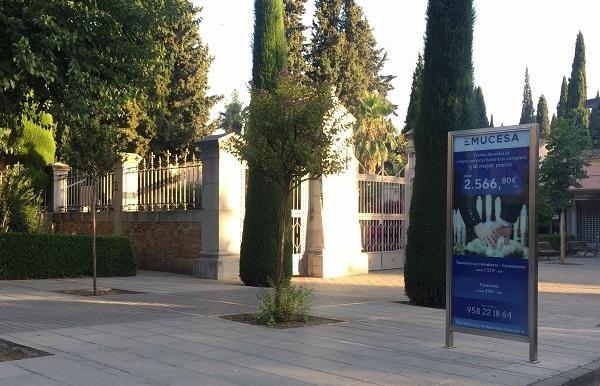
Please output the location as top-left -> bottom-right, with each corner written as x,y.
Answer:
519,68 -> 535,124
240,0 -> 291,286
403,53 -> 424,133
308,0 -> 345,87
541,113 -> 590,263
474,86 -> 489,128
229,75 -> 347,284
536,95 -> 550,138
489,114 -> 494,127
0,0 -> 166,158
557,76 -> 569,119
353,92 -> 396,173
405,0 -> 475,307
589,91 -> 600,146
120,1 -> 218,155
567,32 -> 587,112
219,91 -> 248,133
284,0 -> 310,78
65,120 -> 123,295
308,0 -> 393,116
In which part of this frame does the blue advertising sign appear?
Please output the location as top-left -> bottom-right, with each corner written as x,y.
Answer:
448,127 -> 536,342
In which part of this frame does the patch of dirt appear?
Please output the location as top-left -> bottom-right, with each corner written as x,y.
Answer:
57,288 -> 144,296
394,300 -> 445,310
221,313 -> 344,329
0,339 -> 52,362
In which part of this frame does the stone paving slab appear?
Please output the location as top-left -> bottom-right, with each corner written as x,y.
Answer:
0,258 -> 598,385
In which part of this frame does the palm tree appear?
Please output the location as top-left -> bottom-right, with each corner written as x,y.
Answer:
353,92 -> 396,174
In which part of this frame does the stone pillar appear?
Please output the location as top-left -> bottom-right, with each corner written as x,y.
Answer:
49,163 -> 71,212
193,133 -> 244,280
113,153 -> 142,235
305,179 -> 325,277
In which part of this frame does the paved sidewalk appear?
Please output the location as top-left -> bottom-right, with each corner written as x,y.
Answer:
0,258 -> 598,385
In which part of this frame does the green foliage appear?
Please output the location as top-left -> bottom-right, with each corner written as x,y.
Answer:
0,0 -> 168,158
536,95 -> 550,139
284,0 -> 309,79
590,91 -> 600,146
231,74 -> 347,284
540,114 -> 590,214
0,233 -> 136,280
557,76 -> 569,119
256,279 -> 312,326
405,0 -> 475,307
241,0 -> 291,287
353,92 -> 396,173
490,114 -> 494,127
148,2 -> 220,154
519,68 -> 535,124
474,86 -> 489,128
219,91 -> 248,133
12,112 -> 55,168
567,32 -> 587,112
308,0 -> 393,116
253,0 -> 289,91
0,165 -> 42,233
403,53 -> 424,134
538,234 -> 576,251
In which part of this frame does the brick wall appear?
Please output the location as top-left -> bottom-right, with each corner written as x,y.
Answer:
52,211 -> 203,275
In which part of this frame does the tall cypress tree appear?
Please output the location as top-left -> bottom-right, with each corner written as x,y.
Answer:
474,86 -> 489,128
536,95 -> 550,138
590,91 -> 600,146
240,0 -> 290,286
284,0 -> 309,78
557,76 -> 568,118
403,53 -> 424,133
519,68 -> 535,124
490,114 -> 494,127
567,32 -> 587,111
405,0 -> 475,306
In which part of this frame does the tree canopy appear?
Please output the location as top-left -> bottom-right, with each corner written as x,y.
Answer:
308,0 -> 393,116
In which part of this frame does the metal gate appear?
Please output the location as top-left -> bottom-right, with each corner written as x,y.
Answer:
358,174 -> 406,270
291,180 -> 309,275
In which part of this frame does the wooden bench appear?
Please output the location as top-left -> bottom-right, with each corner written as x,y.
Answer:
538,241 -> 559,260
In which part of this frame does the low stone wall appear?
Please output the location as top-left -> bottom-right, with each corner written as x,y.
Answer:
51,211 -> 203,275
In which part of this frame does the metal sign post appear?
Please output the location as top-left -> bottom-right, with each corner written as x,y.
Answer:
445,124 -> 539,363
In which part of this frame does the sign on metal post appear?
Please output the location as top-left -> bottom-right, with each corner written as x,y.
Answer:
445,124 -> 539,362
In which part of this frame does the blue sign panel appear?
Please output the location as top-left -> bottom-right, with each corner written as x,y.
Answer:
451,129 -> 530,336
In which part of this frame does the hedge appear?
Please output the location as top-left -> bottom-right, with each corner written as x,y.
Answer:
0,233 -> 136,280
538,234 -> 576,251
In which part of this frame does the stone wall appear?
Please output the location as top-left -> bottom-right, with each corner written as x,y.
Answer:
51,211 -> 203,275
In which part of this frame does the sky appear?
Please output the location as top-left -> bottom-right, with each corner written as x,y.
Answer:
197,0 -> 600,129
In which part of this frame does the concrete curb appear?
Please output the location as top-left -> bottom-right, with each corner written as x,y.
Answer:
529,359 -> 600,386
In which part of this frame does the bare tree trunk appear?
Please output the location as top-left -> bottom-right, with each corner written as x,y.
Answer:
275,189 -> 290,285
560,209 -> 566,265
92,176 -> 98,295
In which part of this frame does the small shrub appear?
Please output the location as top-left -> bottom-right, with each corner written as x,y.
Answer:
256,280 -> 312,326
538,234 -> 576,251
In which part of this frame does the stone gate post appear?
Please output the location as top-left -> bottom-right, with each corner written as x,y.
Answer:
194,133 -> 244,280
